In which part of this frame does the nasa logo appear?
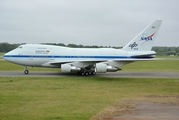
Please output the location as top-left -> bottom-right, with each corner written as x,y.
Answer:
141,37 -> 152,40
129,42 -> 138,49
140,33 -> 155,41
140,33 -> 155,45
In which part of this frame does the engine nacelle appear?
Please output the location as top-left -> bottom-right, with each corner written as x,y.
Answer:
61,64 -> 81,73
106,65 -> 120,72
95,63 -> 120,73
95,63 -> 107,73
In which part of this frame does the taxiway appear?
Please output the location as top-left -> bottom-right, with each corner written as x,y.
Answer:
0,71 -> 179,78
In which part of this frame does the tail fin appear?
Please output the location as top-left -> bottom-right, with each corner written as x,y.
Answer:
123,20 -> 162,51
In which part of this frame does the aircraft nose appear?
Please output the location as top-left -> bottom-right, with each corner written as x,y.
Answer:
3,52 -> 8,60
3,51 -> 12,60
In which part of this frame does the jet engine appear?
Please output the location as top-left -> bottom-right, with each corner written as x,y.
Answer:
95,63 -> 120,73
61,64 -> 81,73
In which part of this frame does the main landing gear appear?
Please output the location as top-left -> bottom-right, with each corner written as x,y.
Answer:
24,66 -> 29,74
78,70 -> 96,76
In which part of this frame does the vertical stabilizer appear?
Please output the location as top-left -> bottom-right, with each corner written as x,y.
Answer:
123,20 -> 162,51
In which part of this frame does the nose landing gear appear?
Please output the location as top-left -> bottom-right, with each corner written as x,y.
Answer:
24,66 -> 29,74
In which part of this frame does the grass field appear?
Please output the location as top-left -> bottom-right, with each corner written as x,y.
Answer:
122,60 -> 179,72
0,77 -> 179,120
0,54 -> 179,120
0,52 -> 5,56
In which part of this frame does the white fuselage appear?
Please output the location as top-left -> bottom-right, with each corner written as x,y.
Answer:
3,44 -> 155,68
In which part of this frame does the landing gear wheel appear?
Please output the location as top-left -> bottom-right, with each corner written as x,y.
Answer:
24,70 -> 29,74
91,70 -> 96,75
81,72 -> 85,76
85,72 -> 89,76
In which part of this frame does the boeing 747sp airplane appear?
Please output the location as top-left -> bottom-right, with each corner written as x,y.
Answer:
3,20 -> 162,75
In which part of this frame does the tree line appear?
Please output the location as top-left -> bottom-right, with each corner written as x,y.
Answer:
0,42 -> 179,56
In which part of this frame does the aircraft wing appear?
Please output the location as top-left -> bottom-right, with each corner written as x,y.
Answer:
113,58 -> 153,62
50,59 -> 107,67
49,52 -> 155,66
49,57 -> 154,67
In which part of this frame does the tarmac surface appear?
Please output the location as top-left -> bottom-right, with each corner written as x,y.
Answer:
111,101 -> 179,120
0,71 -> 179,78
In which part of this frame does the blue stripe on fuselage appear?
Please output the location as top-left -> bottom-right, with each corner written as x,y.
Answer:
3,55 -> 154,59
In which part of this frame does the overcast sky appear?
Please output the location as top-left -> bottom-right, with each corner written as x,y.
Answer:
0,0 -> 179,47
